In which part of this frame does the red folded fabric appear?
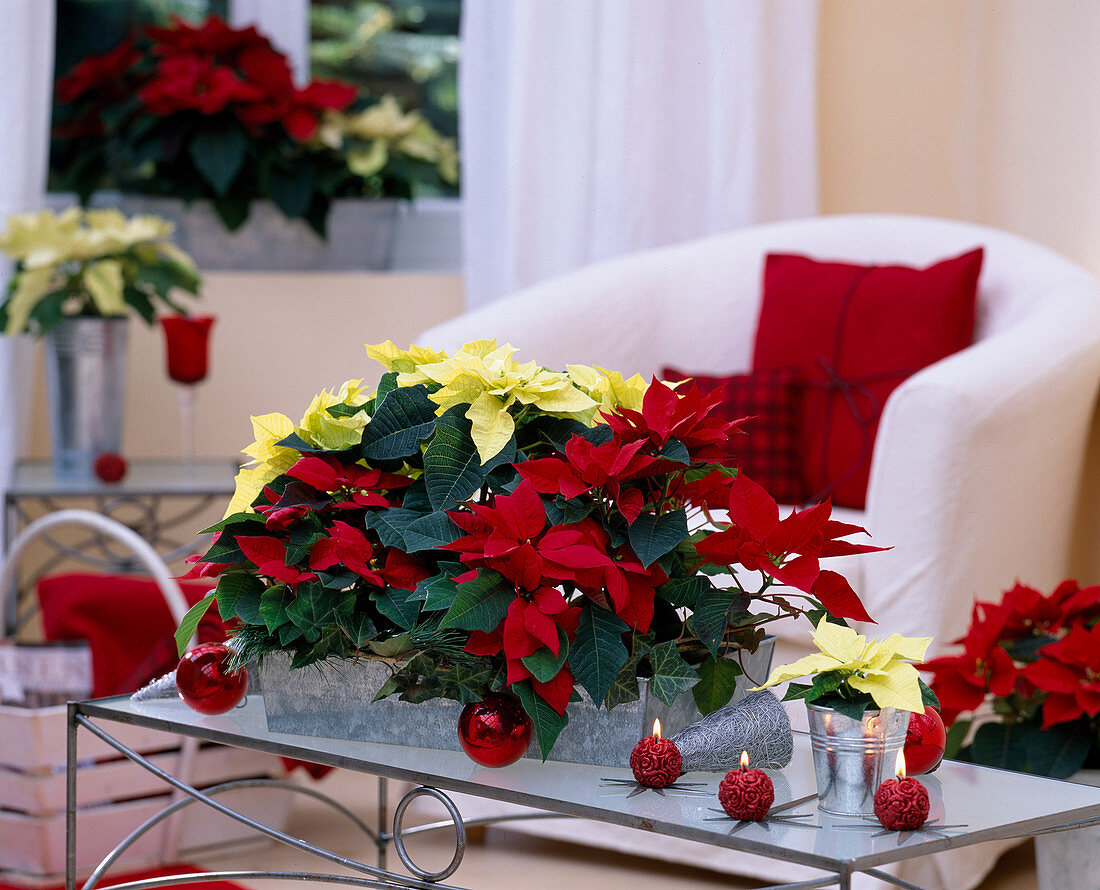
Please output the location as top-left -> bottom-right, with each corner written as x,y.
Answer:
0,863 -> 248,890
38,573 -> 226,698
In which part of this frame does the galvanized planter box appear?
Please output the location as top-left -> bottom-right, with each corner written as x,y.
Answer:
259,637 -> 775,768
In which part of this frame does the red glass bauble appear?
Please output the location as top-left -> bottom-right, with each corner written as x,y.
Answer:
903,706 -> 947,775
176,642 -> 248,715
160,315 -> 215,384
458,693 -> 533,767
718,767 -> 775,821
629,735 -> 682,787
874,777 -> 930,830
94,452 -> 127,483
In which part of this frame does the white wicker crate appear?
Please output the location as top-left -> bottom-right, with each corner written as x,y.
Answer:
0,512 -> 293,886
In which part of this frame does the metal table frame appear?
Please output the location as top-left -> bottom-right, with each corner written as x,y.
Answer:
66,696 -> 1100,890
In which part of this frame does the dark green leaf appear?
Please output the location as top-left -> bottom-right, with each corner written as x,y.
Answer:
691,587 -> 740,658
605,634 -> 653,710
513,679 -> 568,761
648,640 -> 698,707
658,437 -> 690,464
370,587 -> 422,631
971,722 -> 1030,772
658,577 -> 709,609
316,568 -> 359,589
259,585 -> 295,633
440,570 -> 513,631
570,604 -> 629,705
174,594 -> 215,656
200,512 -> 266,535
561,499 -> 595,524
213,572 -> 265,622
285,583 -> 337,633
424,408 -> 485,509
189,126 -> 248,194
691,654 -> 742,715
336,607 -> 378,647
943,718 -> 971,759
360,385 -> 439,461
416,567 -> 462,612
363,507 -> 422,549
286,529 -> 326,566
402,511 -> 463,552
279,621 -> 309,644
919,679 -> 941,710
375,371 -> 399,405
521,629 -> 570,683
781,682 -> 815,702
814,695 -> 874,722
265,163 -> 316,218
1025,718 -> 1092,778
628,509 -> 688,567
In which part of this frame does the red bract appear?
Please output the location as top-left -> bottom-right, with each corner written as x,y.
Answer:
146,15 -> 270,56
693,472 -> 879,622
1022,623 -> 1100,728
56,38 -> 139,103
236,536 -> 317,586
603,378 -> 745,461
380,549 -> 431,592
287,454 -> 410,508
308,521 -> 382,584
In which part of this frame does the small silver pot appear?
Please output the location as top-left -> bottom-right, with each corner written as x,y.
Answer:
807,702 -> 910,816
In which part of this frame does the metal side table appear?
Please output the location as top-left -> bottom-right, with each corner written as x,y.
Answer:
68,694 -> 1100,890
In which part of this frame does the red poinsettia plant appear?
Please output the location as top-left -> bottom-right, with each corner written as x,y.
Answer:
51,15 -> 457,235
923,579 -> 1100,778
175,341 -> 882,757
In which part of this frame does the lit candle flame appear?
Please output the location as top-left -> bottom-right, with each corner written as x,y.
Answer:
895,748 -> 907,780
653,718 -> 662,740
740,750 -> 750,769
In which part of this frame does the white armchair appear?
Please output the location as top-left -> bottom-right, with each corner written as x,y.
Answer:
414,214 -> 1100,889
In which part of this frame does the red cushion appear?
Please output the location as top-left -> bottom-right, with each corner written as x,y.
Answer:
662,366 -> 805,504
752,248 -> 983,508
38,573 -> 226,698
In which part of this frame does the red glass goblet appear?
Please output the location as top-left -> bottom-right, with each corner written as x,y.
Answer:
160,314 -> 215,475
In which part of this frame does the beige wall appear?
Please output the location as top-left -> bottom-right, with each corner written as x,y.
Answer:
28,273 -> 464,461
818,0 -> 1100,583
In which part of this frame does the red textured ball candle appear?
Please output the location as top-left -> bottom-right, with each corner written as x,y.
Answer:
903,705 -> 947,775
874,751 -> 930,830
718,751 -> 775,821
629,719 -> 682,787
176,642 -> 248,715
94,452 -> 127,483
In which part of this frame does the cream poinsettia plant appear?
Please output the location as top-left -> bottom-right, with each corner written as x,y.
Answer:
0,207 -> 199,336
756,619 -> 936,718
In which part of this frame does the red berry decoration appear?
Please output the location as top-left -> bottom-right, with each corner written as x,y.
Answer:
629,733 -> 683,788
458,693 -> 533,767
176,642 -> 248,715
94,452 -> 127,483
874,777 -> 931,830
903,706 -> 947,775
718,762 -> 775,821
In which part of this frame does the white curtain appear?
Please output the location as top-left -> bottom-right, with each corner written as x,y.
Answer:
230,0 -> 310,80
0,2 -> 56,497
459,0 -> 820,308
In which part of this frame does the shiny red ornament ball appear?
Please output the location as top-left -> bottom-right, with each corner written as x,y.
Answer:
458,693 -> 533,767
176,642 -> 248,715
874,777 -> 930,830
94,452 -> 127,483
629,735 -> 682,787
718,767 -> 775,821
903,706 -> 947,775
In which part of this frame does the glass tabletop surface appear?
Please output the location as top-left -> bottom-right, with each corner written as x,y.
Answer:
77,695 -> 1100,874
9,459 -> 239,497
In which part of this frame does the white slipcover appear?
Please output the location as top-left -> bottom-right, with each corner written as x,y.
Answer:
413,214 -> 1100,889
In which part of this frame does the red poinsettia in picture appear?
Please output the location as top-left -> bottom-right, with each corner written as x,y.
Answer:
51,16 -> 457,234
923,579 -> 1100,778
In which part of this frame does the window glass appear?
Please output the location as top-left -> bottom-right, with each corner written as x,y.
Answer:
310,0 -> 460,195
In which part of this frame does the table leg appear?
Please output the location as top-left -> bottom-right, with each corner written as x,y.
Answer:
377,776 -> 388,870
66,703 -> 79,890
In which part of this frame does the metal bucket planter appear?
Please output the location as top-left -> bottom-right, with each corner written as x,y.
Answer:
1036,769 -> 1100,890
94,195 -> 399,271
806,703 -> 910,816
43,317 -> 128,480
259,637 -> 775,768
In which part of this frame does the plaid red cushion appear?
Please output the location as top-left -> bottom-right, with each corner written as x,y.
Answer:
662,366 -> 805,504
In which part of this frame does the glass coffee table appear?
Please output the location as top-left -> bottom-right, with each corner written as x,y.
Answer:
67,695 -> 1100,890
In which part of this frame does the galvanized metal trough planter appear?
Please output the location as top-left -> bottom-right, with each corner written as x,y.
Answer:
258,637 -> 775,768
